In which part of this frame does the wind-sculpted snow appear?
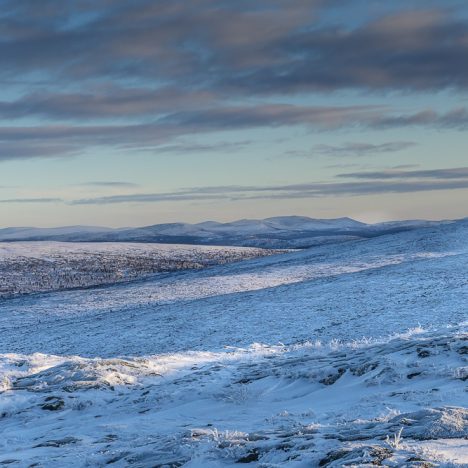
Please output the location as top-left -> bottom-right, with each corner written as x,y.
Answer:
0,242 -> 279,298
0,220 -> 467,465
0,326 -> 466,466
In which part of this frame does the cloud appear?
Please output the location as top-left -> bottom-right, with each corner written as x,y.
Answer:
0,3 -> 467,166
71,192 -> 224,205
79,181 -> 140,188
71,172 -> 468,205
390,164 -> 420,170
0,0 -> 466,224
0,86 -> 217,120
9,166 -> 468,205
0,0 -> 321,85
1,2 -> 467,96
337,167 -> 468,180
1,105 -> 467,162
303,141 -> 417,158
220,8 -> 468,94
373,107 -> 468,130
0,197 -> 62,204
149,141 -> 252,155
0,142 -> 80,162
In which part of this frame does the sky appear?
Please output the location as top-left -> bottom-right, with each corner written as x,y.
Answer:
0,0 -> 468,227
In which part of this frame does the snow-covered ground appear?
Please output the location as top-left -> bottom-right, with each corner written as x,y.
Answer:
0,242 -> 279,298
0,220 -> 467,466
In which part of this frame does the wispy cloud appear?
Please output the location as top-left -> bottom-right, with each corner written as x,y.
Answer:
308,141 -> 417,158
1,105 -> 467,163
337,167 -> 468,180
0,87 -> 217,120
0,142 -> 80,162
11,165 -> 468,206
71,193 -> 224,205
79,181 -> 140,188
149,141 -> 252,155
0,197 -> 62,204
71,168 -> 468,205
390,164 -> 420,170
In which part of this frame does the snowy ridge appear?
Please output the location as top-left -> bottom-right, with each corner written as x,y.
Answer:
0,216 -> 454,248
0,225 -> 114,239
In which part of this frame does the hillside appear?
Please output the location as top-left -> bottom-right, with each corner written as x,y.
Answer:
0,216 -> 451,249
0,242 -> 278,298
0,220 -> 466,465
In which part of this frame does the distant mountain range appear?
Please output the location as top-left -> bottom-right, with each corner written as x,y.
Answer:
0,216 -> 454,249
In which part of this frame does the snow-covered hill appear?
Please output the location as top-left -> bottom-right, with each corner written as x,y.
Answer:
0,242 -> 278,298
0,225 -> 114,240
0,216 -> 451,248
0,219 -> 467,466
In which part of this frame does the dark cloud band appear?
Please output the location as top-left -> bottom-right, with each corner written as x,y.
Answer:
71,168 -> 468,204
0,105 -> 467,162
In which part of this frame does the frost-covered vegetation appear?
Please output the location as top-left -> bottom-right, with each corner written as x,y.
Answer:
0,219 -> 467,466
0,326 -> 466,467
0,242 -> 279,298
